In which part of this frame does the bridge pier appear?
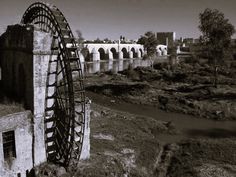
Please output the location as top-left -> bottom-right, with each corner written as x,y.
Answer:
79,51 -> 85,63
118,51 -> 123,59
92,52 -> 100,61
137,50 -> 142,58
108,50 -> 113,60
129,51 -> 133,58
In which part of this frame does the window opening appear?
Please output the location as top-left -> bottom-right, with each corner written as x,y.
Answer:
2,131 -> 16,160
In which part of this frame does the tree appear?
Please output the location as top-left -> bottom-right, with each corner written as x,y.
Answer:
137,31 -> 158,57
103,38 -> 112,44
94,38 -> 103,43
199,8 -> 235,87
75,29 -> 84,51
137,31 -> 158,68
75,29 -> 84,44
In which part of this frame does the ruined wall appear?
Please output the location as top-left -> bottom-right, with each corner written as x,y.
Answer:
0,25 -> 34,110
0,111 -> 33,177
0,25 -> 53,166
0,24 -> 91,171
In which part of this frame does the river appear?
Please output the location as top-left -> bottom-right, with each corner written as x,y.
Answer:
82,58 -> 150,74
81,56 -> 190,74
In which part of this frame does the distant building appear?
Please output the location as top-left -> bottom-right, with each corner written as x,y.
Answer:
194,38 -> 200,44
156,32 -> 176,47
183,38 -> 194,45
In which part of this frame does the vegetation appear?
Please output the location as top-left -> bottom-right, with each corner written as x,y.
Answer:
167,139 -> 236,177
137,31 -> 158,57
75,29 -> 84,44
199,8 -> 235,87
137,31 -> 158,68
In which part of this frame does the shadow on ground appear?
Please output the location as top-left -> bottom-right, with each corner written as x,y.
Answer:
185,128 -> 236,138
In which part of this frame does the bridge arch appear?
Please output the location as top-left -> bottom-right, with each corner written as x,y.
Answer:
131,47 -> 138,58
156,45 -> 167,56
98,47 -> 108,60
110,47 -> 118,59
83,43 -> 144,60
121,47 -> 129,58
139,48 -> 143,58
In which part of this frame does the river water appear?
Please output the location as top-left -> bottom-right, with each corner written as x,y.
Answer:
87,92 -> 236,144
82,58 -> 151,74
81,56 -> 189,74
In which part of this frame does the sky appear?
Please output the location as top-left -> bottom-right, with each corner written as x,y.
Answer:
0,0 -> 236,40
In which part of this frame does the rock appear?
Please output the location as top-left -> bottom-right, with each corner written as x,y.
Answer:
90,110 -> 101,118
110,99 -> 116,103
101,110 -> 108,116
166,121 -> 175,130
93,133 -> 115,141
56,167 -> 66,176
158,95 -> 169,106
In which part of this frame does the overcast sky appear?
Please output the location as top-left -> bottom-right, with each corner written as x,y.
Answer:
0,0 -> 235,40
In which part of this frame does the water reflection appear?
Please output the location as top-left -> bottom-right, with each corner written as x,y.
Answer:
82,56 -> 191,74
83,58 -> 150,74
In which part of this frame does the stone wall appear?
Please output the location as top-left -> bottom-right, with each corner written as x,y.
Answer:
33,28 -> 53,166
0,24 -> 53,166
0,24 -> 91,172
0,111 -> 33,177
0,25 -> 34,110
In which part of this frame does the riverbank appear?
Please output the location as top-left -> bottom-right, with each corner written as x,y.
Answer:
35,103 -> 177,177
34,101 -> 236,177
34,61 -> 236,176
84,62 -> 236,120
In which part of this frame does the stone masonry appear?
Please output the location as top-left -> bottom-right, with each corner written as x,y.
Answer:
0,24 -> 90,176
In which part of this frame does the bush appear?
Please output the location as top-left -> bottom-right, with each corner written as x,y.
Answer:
153,62 -> 168,70
142,54 -> 149,60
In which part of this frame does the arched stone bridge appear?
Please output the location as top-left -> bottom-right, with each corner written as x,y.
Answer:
79,43 -> 145,62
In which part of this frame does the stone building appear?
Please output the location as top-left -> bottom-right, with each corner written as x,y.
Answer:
0,112 -> 33,177
0,24 -> 90,177
156,32 -> 176,47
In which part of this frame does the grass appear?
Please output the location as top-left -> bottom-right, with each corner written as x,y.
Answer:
0,89 -> 25,117
0,102 -> 25,117
166,138 -> 236,177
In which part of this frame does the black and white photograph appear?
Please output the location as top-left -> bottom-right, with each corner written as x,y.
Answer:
0,0 -> 235,176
